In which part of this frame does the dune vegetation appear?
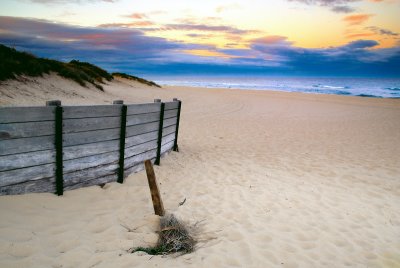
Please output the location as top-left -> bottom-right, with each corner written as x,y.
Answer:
0,44 -> 160,90
112,72 -> 161,88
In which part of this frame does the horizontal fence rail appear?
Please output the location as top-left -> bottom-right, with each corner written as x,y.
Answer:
0,98 -> 182,196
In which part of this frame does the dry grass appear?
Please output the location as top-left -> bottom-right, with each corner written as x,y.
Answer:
131,214 -> 196,256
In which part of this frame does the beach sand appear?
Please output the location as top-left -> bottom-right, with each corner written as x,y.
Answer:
1,75 -> 399,267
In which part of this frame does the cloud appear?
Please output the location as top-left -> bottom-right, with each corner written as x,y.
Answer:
0,16 -> 398,77
248,35 -> 393,68
164,23 -> 258,35
122,13 -> 148,19
346,32 -> 375,38
0,16 -> 189,70
99,21 -> 154,28
288,0 -> 359,13
251,36 -> 292,45
343,39 -> 378,49
343,14 -> 373,25
331,5 -> 355,13
366,26 -> 398,36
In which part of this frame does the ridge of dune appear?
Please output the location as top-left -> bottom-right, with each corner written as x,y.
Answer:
0,73 -> 161,106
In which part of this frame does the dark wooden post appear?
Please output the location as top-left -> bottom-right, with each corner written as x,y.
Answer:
47,100 -> 63,196
114,100 -> 127,183
173,98 -> 182,152
144,160 -> 165,216
155,99 -> 164,165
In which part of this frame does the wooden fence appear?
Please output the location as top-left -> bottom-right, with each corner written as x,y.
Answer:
0,98 -> 182,196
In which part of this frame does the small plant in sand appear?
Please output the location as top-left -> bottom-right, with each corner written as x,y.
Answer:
131,214 -> 196,256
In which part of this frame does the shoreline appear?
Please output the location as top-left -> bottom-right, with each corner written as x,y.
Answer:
165,85 -> 400,109
152,75 -> 400,99
161,84 -> 400,99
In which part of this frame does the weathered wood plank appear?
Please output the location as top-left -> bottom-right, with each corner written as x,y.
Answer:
0,121 -> 55,140
63,151 -> 119,173
161,132 -> 176,146
63,105 -> 121,119
63,140 -> 120,161
0,163 -> 55,188
63,128 -> 120,147
63,117 -> 120,134
0,135 -> 54,156
164,101 -> 179,110
126,112 -> 160,127
162,125 -> 176,137
126,121 -> 159,138
124,149 -> 157,169
0,150 -> 55,171
124,161 -> 147,178
161,140 -> 174,155
164,109 -> 178,119
0,106 -> 55,123
125,131 -> 158,148
126,103 -> 161,116
163,117 -> 177,128
125,140 -> 158,158
125,158 -> 156,178
64,174 -> 118,191
0,177 -> 56,196
63,163 -> 118,187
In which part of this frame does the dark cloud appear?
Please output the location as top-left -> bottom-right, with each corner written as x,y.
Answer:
366,26 -> 399,36
0,16 -> 192,71
330,5 -> 355,13
343,39 -> 379,49
288,0 -> 359,13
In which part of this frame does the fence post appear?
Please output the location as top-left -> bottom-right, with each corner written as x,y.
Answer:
114,100 -> 127,183
173,98 -> 182,152
154,99 -> 164,165
46,100 -> 63,196
144,160 -> 165,216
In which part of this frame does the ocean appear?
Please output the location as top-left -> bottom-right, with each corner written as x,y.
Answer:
150,76 -> 400,98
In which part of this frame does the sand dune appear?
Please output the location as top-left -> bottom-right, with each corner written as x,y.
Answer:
0,76 -> 399,267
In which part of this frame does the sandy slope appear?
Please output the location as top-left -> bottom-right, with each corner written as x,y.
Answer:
0,76 -> 399,267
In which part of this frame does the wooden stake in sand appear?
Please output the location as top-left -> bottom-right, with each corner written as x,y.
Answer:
144,160 -> 165,216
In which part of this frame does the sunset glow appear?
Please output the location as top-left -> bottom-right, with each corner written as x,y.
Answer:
0,0 -> 399,76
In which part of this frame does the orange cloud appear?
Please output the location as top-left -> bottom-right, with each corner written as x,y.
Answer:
124,13 -> 147,19
251,35 -> 288,45
183,49 -> 239,59
343,14 -> 373,25
346,32 -> 375,38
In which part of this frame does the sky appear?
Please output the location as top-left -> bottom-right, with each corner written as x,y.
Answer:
0,0 -> 399,77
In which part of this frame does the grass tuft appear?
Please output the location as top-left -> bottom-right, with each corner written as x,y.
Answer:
112,72 -> 161,88
131,214 -> 196,256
